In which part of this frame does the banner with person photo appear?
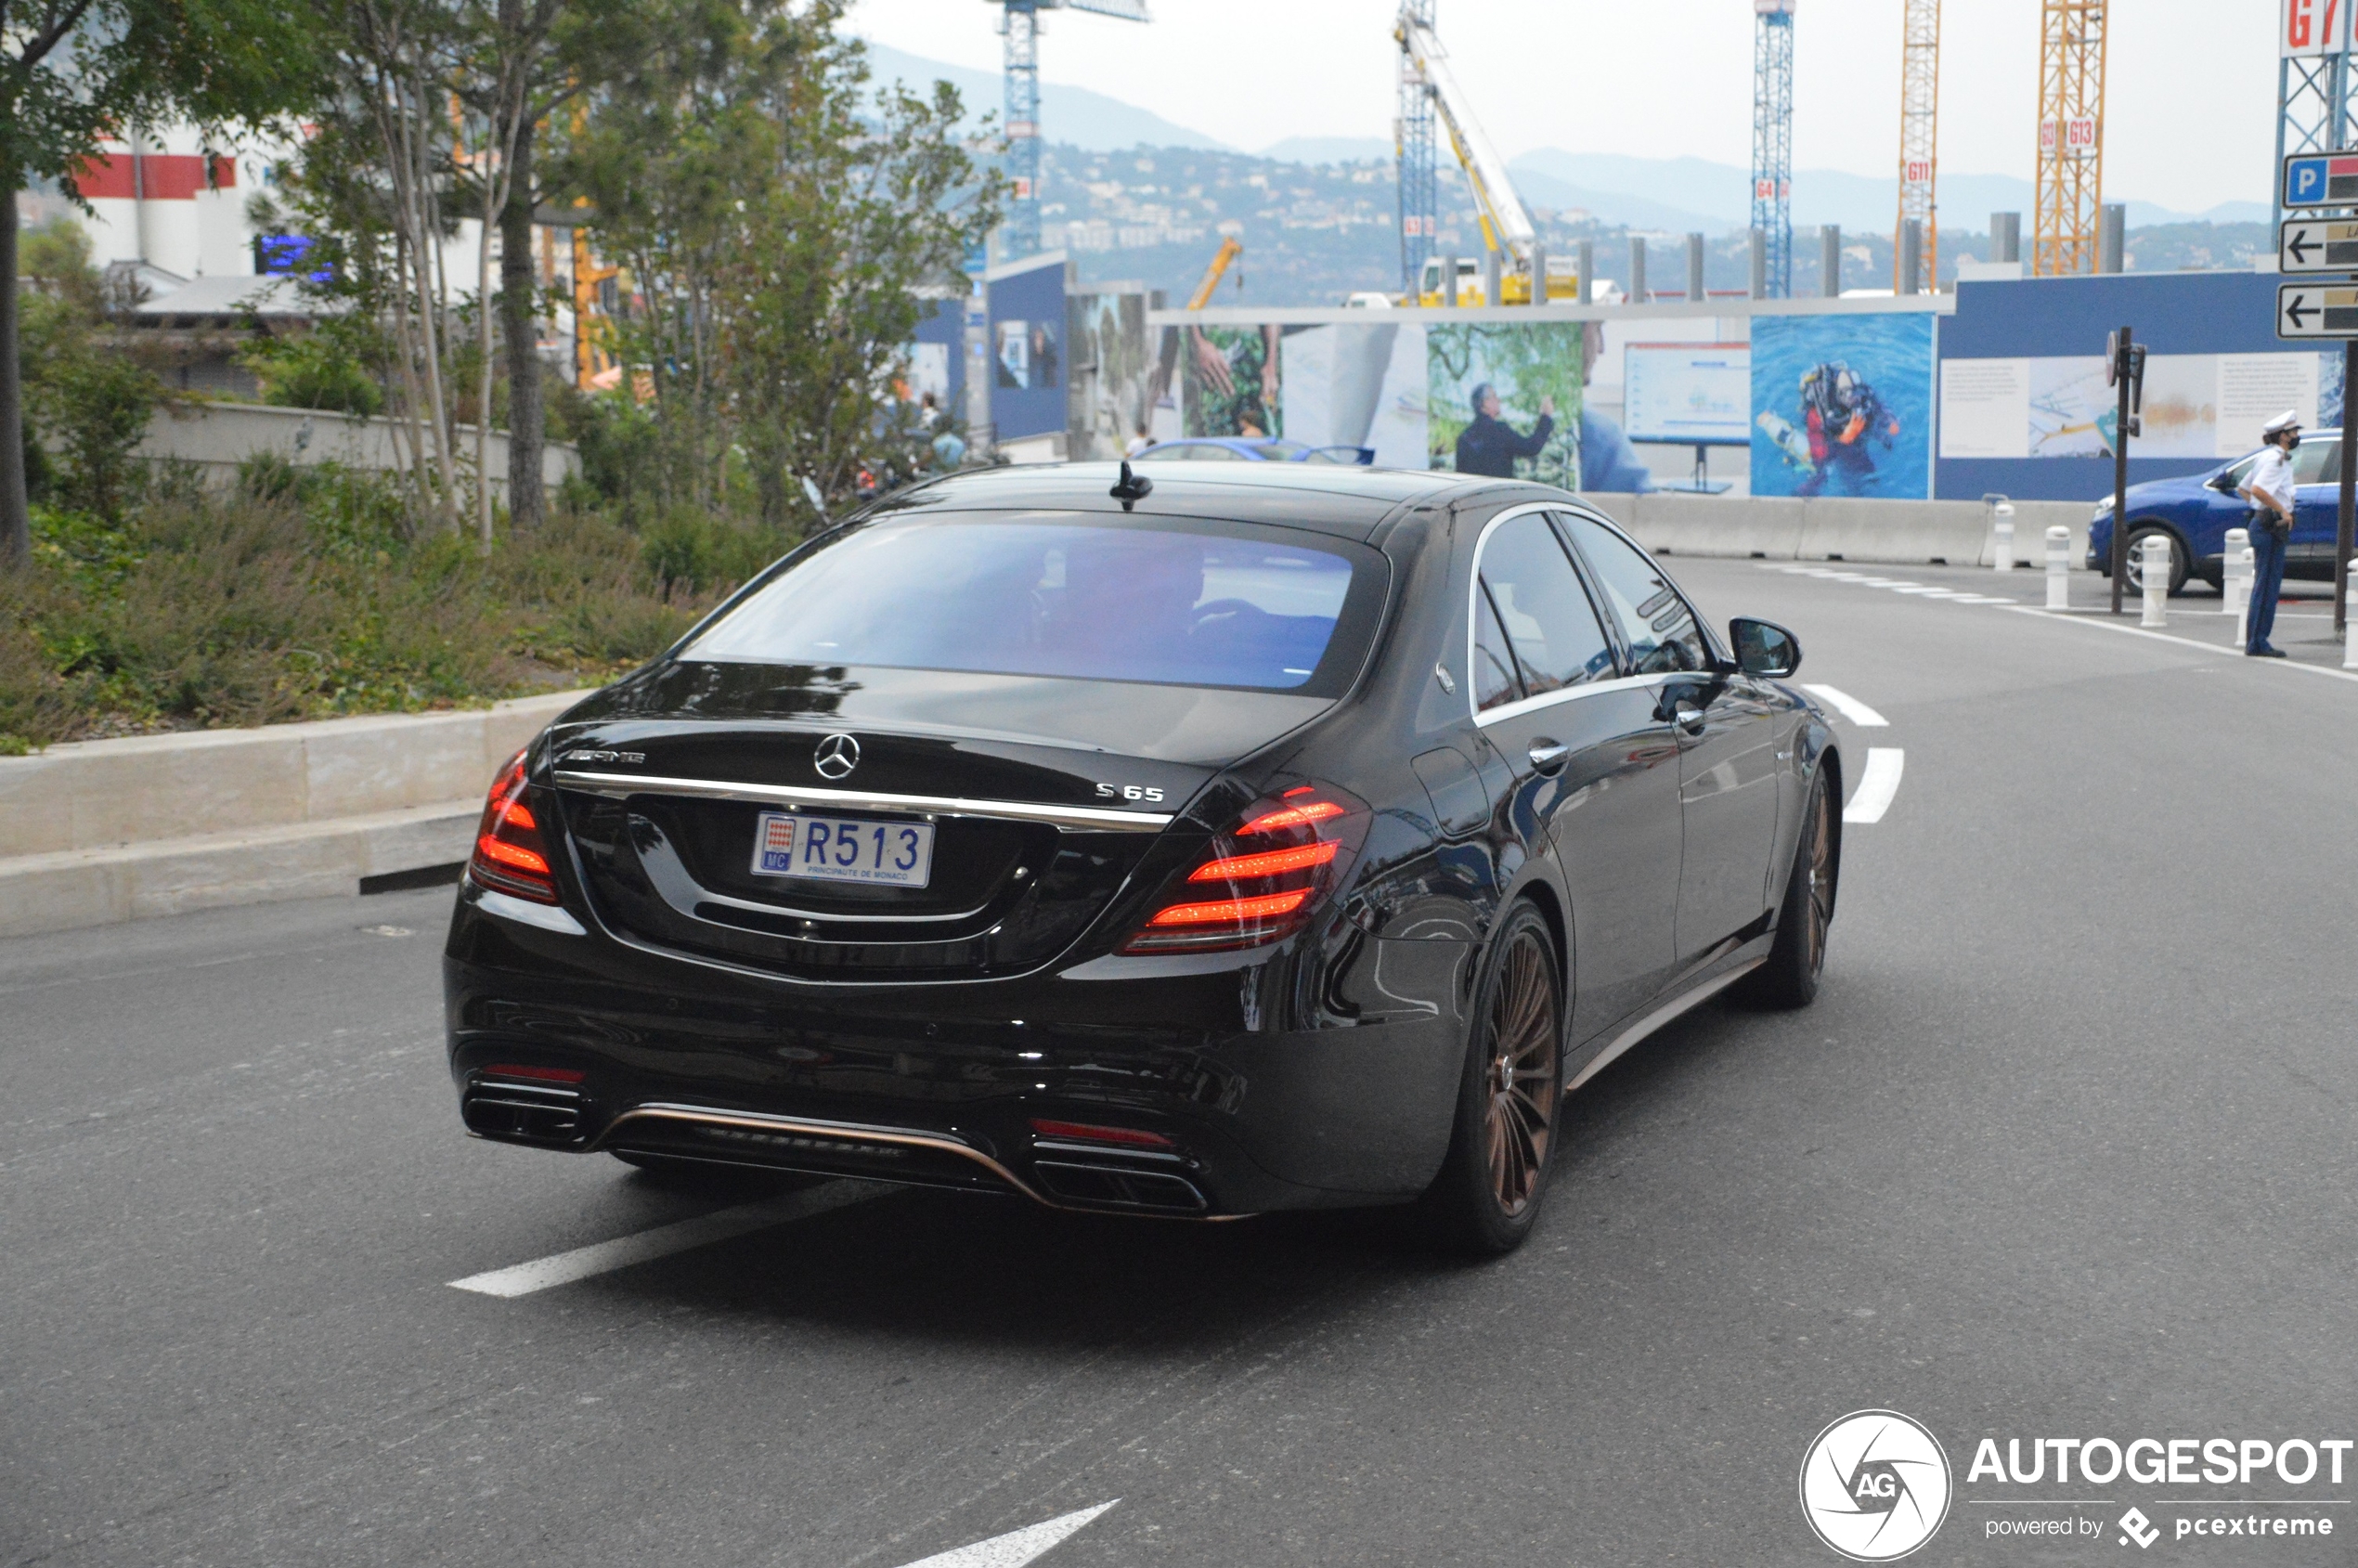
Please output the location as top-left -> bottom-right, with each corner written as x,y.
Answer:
1426,322 -> 1583,489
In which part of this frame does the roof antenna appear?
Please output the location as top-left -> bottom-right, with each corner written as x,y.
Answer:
1110,460 -> 1153,511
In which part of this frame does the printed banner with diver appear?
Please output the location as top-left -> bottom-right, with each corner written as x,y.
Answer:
1750,314 -> 1935,499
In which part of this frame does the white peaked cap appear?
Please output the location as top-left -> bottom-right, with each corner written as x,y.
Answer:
2262,409 -> 2302,434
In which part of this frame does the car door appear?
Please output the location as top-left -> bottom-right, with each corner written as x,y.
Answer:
1560,511 -> 1782,967
1468,508 -> 1683,1038
2288,435 -> 2341,569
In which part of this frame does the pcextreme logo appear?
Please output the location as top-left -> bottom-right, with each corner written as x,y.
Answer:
1800,1409 -> 1954,1562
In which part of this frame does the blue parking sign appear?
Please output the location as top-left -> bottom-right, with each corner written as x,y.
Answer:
2282,152 -> 2358,207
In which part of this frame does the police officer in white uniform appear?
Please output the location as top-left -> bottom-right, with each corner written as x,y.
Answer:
2236,409 -> 2300,658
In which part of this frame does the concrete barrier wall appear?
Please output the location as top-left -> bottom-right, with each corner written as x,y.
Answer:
1578,492 -> 2096,571
136,402 -> 582,498
0,691 -> 590,859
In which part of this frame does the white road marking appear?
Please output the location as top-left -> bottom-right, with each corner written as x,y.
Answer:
1844,748 -> 1906,824
447,1180 -> 882,1298
1802,684 -> 1890,727
2000,605 -> 2358,686
891,1502 -> 1121,1568
1893,586 -> 1958,596
1857,578 -> 1917,588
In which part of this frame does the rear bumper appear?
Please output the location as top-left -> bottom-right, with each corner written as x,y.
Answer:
443,886 -> 1471,1218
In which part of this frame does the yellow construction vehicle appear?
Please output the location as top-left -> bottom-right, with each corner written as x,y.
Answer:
1397,14 -> 1582,307
1186,236 -> 1243,309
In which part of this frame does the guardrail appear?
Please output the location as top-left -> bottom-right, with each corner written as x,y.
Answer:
1579,492 -> 2093,570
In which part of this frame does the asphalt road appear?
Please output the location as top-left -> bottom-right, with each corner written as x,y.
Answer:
6,558 -> 2356,1568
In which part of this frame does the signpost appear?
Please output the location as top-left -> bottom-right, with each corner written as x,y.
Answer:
2277,216 -> 2358,272
2275,150 -> 2358,635
2106,328 -> 2146,616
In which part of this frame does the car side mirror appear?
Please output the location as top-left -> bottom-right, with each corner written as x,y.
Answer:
2209,473 -> 2237,493
1730,617 -> 1802,679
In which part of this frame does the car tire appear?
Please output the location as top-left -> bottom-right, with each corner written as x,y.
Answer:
2121,525 -> 2191,597
1739,767 -> 1837,1010
1419,901 -> 1565,1256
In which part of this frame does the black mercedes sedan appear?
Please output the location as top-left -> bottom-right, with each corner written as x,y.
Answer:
447,462 -> 1839,1253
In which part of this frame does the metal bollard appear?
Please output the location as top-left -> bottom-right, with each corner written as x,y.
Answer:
2235,546 -> 2255,648
2346,563 -> 2358,669
2045,525 -> 2070,609
1992,502 -> 2015,572
2140,535 -> 2170,627
2222,526 -> 2249,616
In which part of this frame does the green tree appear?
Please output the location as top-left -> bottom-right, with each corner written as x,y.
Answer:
555,0 -> 998,523
0,0 -> 319,567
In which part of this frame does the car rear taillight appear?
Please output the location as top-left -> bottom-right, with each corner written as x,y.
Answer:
1120,782 -> 1370,953
468,749 -> 560,904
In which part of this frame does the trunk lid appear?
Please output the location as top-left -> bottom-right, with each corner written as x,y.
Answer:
542,663 -> 1331,981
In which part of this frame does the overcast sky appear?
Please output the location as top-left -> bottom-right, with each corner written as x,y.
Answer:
850,0 -> 2280,211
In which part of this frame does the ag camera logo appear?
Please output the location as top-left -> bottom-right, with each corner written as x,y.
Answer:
1800,1409 -> 1953,1562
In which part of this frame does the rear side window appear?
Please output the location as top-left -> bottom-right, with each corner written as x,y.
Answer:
1561,513 -> 1711,675
682,515 -> 1382,693
1476,512 -> 1617,695
2293,439 -> 2340,486
1473,590 -> 1522,712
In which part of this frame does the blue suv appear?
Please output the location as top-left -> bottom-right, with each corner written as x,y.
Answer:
2088,435 -> 2343,595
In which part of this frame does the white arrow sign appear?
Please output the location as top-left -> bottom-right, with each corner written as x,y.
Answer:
2278,216 -> 2358,273
2277,281 -> 2358,338
889,1501 -> 1120,1568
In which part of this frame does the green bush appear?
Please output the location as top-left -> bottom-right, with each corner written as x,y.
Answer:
239,316 -> 385,417
0,482 -> 741,753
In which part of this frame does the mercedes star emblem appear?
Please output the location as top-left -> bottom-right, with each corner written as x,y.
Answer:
812,732 -> 861,780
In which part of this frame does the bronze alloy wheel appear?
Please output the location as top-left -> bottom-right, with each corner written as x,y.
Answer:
1797,772 -> 1833,982
1483,927 -> 1561,1216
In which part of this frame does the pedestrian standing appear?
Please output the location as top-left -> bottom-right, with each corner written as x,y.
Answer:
2236,409 -> 2300,658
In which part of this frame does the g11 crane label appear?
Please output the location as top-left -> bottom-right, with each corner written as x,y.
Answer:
2276,282 -> 2358,338
2282,151 -> 2358,208
2278,217 -> 2358,272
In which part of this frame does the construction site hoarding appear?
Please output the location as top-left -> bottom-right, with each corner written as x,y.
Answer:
1750,313 -> 1935,499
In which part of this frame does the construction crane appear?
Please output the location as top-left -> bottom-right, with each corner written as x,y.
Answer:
1751,0 -> 1794,299
986,0 -> 1149,260
2033,0 -> 2105,276
1394,0 -> 1437,293
1393,7 -> 1572,305
2274,0 -> 2352,231
1185,236 -> 1243,310
1895,0 -> 1938,291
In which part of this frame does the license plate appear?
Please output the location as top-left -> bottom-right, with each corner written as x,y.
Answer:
751,811 -> 934,888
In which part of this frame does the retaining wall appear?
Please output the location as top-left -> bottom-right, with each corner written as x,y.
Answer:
136,402 -> 581,498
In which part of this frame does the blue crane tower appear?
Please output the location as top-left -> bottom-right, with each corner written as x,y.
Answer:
1394,0 -> 1438,293
2275,0 -> 2353,230
1752,0 -> 1795,298
989,0 -> 1150,260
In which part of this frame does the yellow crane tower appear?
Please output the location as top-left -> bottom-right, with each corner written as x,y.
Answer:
1894,0 -> 1939,291
2033,0 -> 2106,276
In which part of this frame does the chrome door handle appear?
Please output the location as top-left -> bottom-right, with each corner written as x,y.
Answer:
1528,739 -> 1570,775
1673,703 -> 1706,735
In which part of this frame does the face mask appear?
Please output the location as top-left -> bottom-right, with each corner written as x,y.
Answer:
2286,434 -> 2302,450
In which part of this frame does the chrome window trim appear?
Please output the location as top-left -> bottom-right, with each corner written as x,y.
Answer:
1473,671 -> 1670,729
551,770 -> 1174,833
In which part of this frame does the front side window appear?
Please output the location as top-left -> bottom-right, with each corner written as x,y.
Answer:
1477,513 -> 1617,695
1561,512 -> 1711,675
685,516 -> 1376,692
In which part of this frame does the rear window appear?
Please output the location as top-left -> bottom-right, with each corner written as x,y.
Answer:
682,514 -> 1386,693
